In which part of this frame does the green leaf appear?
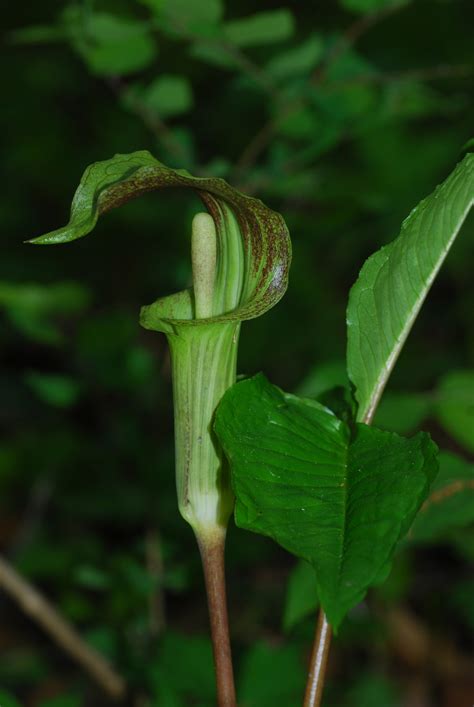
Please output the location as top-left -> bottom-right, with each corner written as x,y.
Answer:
0,690 -> 23,707
223,10 -> 295,48
347,152 -> 474,424
9,24 -> 67,44
436,370 -> 474,453
74,564 -> 110,590
265,35 -> 324,80
277,108 -> 320,141
188,42 -> 236,69
142,0 -> 223,36
238,642 -> 306,707
0,281 -> 90,345
66,11 -> 157,76
25,371 -> 81,408
215,374 -> 438,629
409,452 -> 474,543
343,673 -> 400,707
461,137 -> 474,157
374,391 -> 431,434
296,360 -> 348,398
0,281 -> 89,315
38,696 -> 81,707
150,632 -> 215,703
283,559 -> 318,631
340,0 -> 408,14
133,75 -> 193,118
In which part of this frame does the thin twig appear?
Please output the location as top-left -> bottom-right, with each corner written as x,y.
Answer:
335,63 -> 473,87
303,610 -> 332,707
420,479 -> 474,510
0,555 -> 126,700
196,530 -> 236,707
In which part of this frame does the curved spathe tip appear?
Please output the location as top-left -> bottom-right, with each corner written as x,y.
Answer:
30,150 -> 292,330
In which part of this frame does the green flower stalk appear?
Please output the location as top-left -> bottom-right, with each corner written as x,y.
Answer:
29,151 -> 291,705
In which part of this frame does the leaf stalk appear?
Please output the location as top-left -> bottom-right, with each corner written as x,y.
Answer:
303,610 -> 332,707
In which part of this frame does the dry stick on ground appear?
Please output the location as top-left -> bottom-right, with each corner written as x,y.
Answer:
0,555 -> 126,700
197,533 -> 236,707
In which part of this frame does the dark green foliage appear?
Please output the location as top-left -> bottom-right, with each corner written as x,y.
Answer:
282,559 -> 318,631
435,370 -> 474,453
238,642 -> 306,706
409,452 -> 474,543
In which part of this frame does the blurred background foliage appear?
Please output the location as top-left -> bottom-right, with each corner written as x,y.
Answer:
1,0 -> 473,705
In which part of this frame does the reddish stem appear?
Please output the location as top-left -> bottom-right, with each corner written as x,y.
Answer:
303,610 -> 332,707
197,531 -> 236,707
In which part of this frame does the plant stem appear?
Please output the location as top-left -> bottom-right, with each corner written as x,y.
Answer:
303,610 -> 332,707
197,530 -> 236,707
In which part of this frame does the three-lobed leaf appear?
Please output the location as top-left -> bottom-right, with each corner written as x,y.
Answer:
215,374 -> 438,629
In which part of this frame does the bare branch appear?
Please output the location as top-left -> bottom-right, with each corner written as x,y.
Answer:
0,556 -> 126,700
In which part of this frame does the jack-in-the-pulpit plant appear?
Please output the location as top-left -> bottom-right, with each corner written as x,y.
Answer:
29,145 -> 474,707
30,150 -> 291,706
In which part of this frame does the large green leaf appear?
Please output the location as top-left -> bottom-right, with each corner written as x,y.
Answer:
409,452 -> 474,543
215,374 -> 438,629
347,152 -> 474,424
